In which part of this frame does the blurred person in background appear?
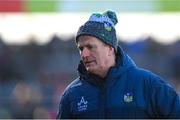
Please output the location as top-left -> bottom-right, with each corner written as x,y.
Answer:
57,10 -> 180,119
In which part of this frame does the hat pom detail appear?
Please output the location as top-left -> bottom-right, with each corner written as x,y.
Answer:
103,10 -> 118,26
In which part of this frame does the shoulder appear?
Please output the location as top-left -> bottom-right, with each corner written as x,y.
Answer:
129,67 -> 174,88
128,66 -> 156,81
134,67 -> 176,92
132,67 -> 152,77
130,67 -> 179,103
62,77 -> 83,96
61,77 -> 93,99
130,67 -> 163,80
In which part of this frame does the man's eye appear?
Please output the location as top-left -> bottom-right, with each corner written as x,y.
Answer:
87,45 -> 93,50
79,47 -> 83,51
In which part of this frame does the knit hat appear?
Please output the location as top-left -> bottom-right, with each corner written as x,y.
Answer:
76,10 -> 118,52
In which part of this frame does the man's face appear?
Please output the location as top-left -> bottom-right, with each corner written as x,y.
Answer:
77,35 -> 113,76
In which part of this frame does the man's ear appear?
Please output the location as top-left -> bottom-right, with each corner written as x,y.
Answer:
108,46 -> 114,56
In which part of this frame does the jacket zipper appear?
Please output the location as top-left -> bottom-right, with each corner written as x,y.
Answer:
99,82 -> 106,118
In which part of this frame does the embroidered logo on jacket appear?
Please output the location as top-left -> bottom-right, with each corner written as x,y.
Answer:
124,92 -> 133,103
77,96 -> 88,112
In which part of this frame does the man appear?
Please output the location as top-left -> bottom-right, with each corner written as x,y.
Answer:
57,10 -> 180,118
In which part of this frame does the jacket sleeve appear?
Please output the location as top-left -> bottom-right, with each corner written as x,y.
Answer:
56,91 -> 72,119
150,74 -> 180,118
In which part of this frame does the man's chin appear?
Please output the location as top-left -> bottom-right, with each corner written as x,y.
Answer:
86,67 -> 96,74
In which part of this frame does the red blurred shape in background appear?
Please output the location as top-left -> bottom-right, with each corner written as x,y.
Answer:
0,0 -> 23,12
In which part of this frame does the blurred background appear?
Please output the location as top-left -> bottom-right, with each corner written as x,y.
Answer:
0,0 -> 180,119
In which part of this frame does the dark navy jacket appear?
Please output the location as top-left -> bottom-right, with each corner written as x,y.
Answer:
57,46 -> 180,119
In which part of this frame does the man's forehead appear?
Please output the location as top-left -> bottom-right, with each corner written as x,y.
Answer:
77,39 -> 93,47
77,35 -> 102,45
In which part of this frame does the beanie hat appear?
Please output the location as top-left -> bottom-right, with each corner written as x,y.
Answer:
76,10 -> 118,52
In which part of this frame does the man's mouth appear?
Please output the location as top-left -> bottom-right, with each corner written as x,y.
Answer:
84,61 -> 95,66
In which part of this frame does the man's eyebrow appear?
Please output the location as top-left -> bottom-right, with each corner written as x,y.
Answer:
78,43 -> 89,47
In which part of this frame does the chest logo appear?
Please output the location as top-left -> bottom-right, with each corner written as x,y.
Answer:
77,96 -> 88,112
124,92 -> 133,103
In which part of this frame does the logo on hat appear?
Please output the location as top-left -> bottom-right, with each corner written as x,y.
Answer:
124,92 -> 133,103
104,22 -> 112,31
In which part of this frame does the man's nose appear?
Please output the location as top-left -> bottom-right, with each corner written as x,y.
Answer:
81,48 -> 90,58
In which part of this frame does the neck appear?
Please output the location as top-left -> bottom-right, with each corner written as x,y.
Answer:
98,57 -> 116,78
